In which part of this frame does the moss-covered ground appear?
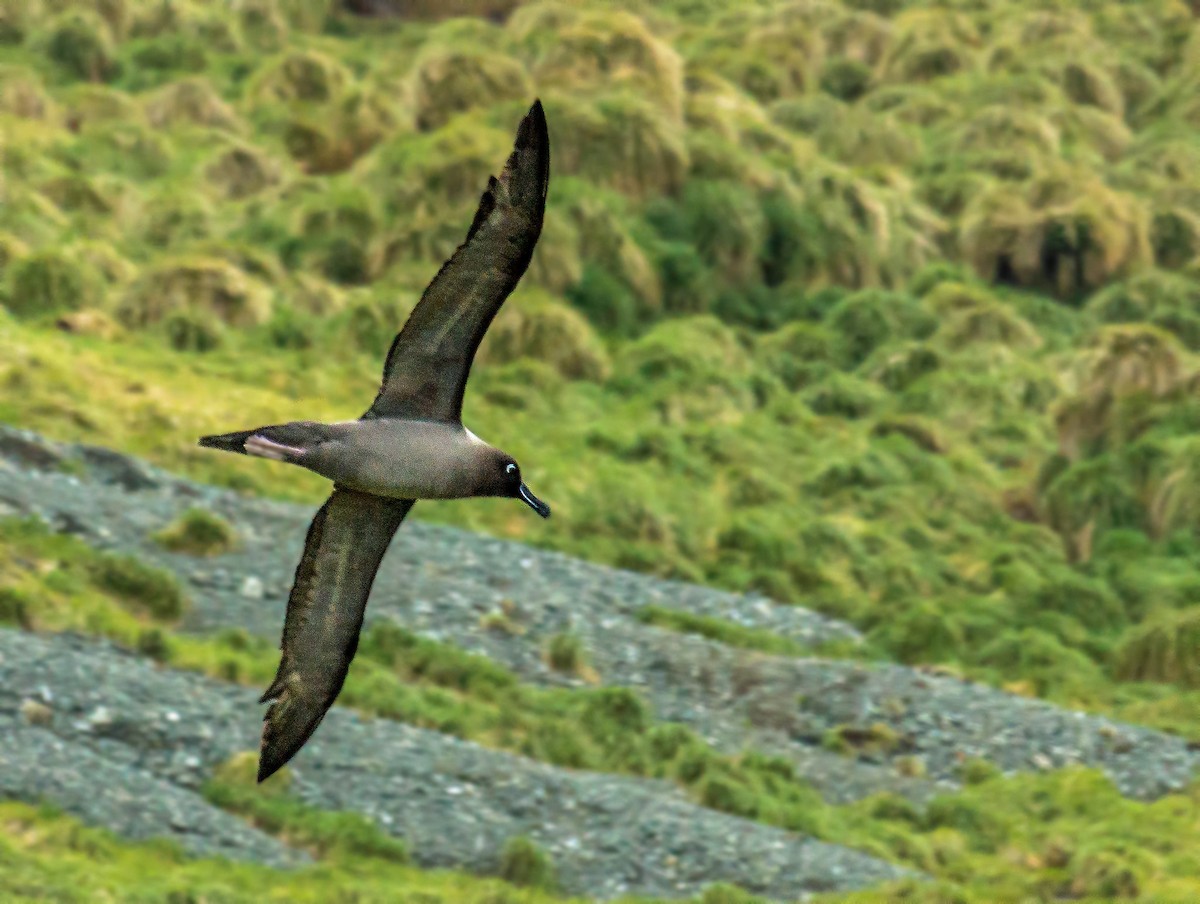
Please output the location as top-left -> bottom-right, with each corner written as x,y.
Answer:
3,0 -> 1200,899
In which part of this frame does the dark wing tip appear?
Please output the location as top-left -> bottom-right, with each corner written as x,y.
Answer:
257,749 -> 284,784
461,100 -> 548,247
523,98 -> 549,190
256,681 -> 331,783
525,98 -> 546,140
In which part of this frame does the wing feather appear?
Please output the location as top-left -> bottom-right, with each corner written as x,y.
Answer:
362,99 -> 549,422
257,488 -> 414,782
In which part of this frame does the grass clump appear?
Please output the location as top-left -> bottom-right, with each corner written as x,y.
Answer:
152,507 -> 238,556
0,517 -> 188,626
544,632 -> 586,675
409,45 -> 532,132
84,552 -> 188,621
117,257 -> 272,330
4,250 -> 103,320
0,585 -> 32,627
479,290 -> 610,382
636,605 -> 811,658
498,836 -> 558,891
0,799 -> 599,902
40,9 -> 118,82
8,4 -> 1200,897
1114,607 -> 1200,689
204,751 -> 410,862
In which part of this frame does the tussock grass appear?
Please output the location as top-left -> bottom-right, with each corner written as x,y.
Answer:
152,508 -> 238,556
5,0 -> 1200,898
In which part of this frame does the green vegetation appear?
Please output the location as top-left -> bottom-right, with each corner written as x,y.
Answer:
152,507 -> 239,555
0,518 -> 190,632
0,799 -> 640,903
636,605 -> 810,657
544,631 -> 589,676
204,752 -> 411,863
2,0 -> 1200,900
499,836 -> 559,892
13,515 -> 1200,899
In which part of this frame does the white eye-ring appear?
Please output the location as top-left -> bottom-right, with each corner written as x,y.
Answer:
506,463 -> 517,475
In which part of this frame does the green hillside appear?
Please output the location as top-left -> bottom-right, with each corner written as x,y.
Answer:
4,0 -> 1200,900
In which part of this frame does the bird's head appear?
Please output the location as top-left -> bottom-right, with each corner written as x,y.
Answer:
482,452 -> 551,518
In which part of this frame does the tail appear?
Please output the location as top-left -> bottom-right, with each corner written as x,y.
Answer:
198,428 -> 260,455
199,422 -> 330,462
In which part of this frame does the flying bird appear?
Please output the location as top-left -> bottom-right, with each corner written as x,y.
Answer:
199,100 -> 552,783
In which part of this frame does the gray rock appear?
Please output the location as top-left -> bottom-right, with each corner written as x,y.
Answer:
0,713 -> 306,868
0,629 -> 913,900
3,425 -> 1200,895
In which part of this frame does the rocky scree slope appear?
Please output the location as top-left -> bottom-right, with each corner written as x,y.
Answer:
2,425 -> 1200,896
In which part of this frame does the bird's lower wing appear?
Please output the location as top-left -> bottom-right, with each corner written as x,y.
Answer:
257,488 -> 414,782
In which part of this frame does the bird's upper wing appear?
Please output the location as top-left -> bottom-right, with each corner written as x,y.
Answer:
257,488 -> 414,783
362,99 -> 550,423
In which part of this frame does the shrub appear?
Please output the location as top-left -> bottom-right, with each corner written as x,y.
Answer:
153,508 -> 238,556
547,93 -> 688,200
117,32 -> 209,91
579,687 -> 649,743
611,315 -> 758,417
880,9 -> 980,83
819,56 -> 872,101
936,302 -> 1043,352
143,77 -> 241,131
86,553 -> 188,621
118,258 -> 272,329
479,289 -> 610,381
250,49 -> 350,105
497,836 -> 557,891
650,240 -> 715,316
678,179 -> 765,286
135,627 -> 172,661
409,46 -> 532,132
526,9 -> 683,120
0,587 -> 32,628
1087,270 -> 1200,351
1018,572 -> 1128,634
1114,607 -> 1200,688
544,632 -> 586,674
236,0 -> 289,49
5,250 -> 103,319
757,321 -> 838,390
866,342 -> 942,392
566,194 -> 661,314
560,266 -> 635,338
163,309 -> 225,352
0,66 -> 53,119
371,116 -> 512,214
825,288 -> 936,368
0,0 -> 32,44
803,373 -> 884,419
41,10 -> 118,82
1147,437 -> 1200,539
526,213 -> 583,295
960,167 -> 1151,301
204,144 -> 282,201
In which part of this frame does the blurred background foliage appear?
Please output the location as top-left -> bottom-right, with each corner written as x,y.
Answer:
5,0 -> 1200,898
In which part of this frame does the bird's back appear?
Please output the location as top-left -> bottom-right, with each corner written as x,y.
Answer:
303,418 -> 493,500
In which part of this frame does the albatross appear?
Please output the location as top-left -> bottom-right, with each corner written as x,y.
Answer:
199,99 -> 552,782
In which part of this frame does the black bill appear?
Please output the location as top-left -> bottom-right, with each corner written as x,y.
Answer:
518,483 -> 551,519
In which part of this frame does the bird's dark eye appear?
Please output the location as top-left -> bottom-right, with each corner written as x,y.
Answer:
505,463 -> 517,476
